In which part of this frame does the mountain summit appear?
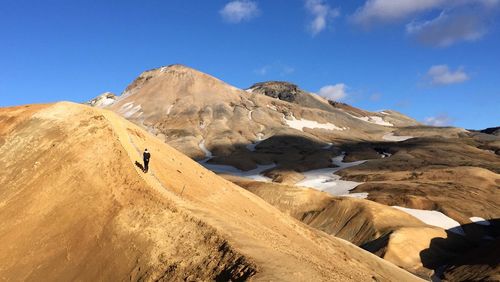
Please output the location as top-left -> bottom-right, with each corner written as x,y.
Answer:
247,81 -> 334,112
92,65 -> 417,164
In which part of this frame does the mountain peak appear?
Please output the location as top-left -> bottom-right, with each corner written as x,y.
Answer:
141,64 -> 210,78
247,81 -> 302,102
248,80 -> 334,112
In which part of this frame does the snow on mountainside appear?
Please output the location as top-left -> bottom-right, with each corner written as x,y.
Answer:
86,92 -> 117,108
85,64 -> 422,197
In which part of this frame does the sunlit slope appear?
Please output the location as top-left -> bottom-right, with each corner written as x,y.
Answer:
0,102 -> 421,281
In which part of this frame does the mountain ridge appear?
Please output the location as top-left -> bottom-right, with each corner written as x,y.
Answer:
0,101 -> 423,281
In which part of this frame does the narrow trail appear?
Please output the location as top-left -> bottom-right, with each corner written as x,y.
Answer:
101,111 -> 182,200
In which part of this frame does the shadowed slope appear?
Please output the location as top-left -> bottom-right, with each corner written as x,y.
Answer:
227,177 -> 489,280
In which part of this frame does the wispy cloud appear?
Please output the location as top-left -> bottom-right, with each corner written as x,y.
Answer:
406,11 -> 487,47
220,0 -> 260,23
424,114 -> 454,126
255,65 -> 270,76
305,0 -> 340,36
352,0 -> 445,25
370,93 -> 382,101
426,65 -> 469,85
351,0 -> 499,46
254,63 -> 295,76
317,83 -> 348,101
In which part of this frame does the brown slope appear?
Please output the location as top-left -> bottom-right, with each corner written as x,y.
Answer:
0,102 -> 422,281
225,177 -> 488,280
99,65 -> 412,161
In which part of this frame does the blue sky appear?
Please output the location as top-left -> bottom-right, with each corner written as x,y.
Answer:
1,0 -> 499,129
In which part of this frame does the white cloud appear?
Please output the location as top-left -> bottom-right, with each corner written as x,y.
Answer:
406,11 -> 487,47
424,114 -> 454,126
280,66 -> 295,76
426,65 -> 469,85
351,0 -> 499,46
220,0 -> 260,23
352,0 -> 446,25
254,63 -> 295,76
370,93 -> 382,101
318,83 -> 348,101
255,65 -> 270,75
305,0 -> 340,36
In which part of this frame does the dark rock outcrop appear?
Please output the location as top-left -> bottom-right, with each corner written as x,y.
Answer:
248,81 -> 333,112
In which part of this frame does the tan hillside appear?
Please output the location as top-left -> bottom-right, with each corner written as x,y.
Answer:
103,64 -> 416,162
0,102 -> 422,281
226,177 -> 490,279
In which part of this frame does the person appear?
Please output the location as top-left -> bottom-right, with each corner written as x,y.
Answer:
143,148 -> 151,173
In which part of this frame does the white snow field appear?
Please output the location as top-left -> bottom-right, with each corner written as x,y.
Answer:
198,138 -> 275,181
393,206 -> 465,235
470,217 -> 491,226
94,97 -> 116,107
383,132 -> 413,142
354,115 -> 394,127
284,114 -> 346,131
343,111 -> 393,126
296,154 -> 367,198
202,163 -> 275,182
197,142 -> 368,197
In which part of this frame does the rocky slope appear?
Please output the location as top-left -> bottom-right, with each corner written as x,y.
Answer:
0,102 -> 423,281
247,81 -> 334,112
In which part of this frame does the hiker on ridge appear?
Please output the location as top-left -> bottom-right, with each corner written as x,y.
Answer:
143,148 -> 151,173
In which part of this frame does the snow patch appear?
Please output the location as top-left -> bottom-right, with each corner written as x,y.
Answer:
248,110 -> 253,120
383,133 -> 413,142
345,112 -> 393,126
119,102 -> 142,118
201,163 -> 275,182
470,217 -> 490,226
381,152 -> 392,158
198,140 -> 212,161
342,193 -> 369,199
356,116 -> 393,127
166,104 -> 173,115
246,133 -> 265,152
285,114 -> 346,131
393,206 -> 465,235
322,142 -> 333,149
266,104 -> 278,111
198,138 -> 275,182
89,93 -> 116,108
296,154 -> 367,197
95,97 -> 115,107
199,120 -> 207,129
